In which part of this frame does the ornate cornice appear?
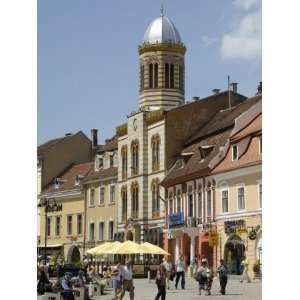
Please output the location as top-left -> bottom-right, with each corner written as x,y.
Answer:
138,43 -> 186,55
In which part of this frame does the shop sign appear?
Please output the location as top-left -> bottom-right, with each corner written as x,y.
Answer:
224,220 -> 246,234
236,228 -> 248,235
248,229 -> 257,240
46,203 -> 62,213
168,212 -> 184,227
209,231 -> 219,246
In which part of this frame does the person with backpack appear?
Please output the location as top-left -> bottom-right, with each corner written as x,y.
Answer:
195,258 -> 208,295
155,264 -> 167,300
217,259 -> 228,295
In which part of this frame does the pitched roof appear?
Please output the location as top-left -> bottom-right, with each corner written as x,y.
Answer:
185,95 -> 261,146
44,162 -> 94,193
161,95 -> 261,187
37,131 -> 89,157
162,130 -> 231,187
93,135 -> 118,153
83,166 -> 118,183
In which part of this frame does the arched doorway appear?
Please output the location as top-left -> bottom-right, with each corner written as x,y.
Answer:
66,245 -> 81,264
224,234 -> 245,274
126,230 -> 133,241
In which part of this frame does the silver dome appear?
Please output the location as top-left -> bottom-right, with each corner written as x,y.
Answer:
143,15 -> 182,44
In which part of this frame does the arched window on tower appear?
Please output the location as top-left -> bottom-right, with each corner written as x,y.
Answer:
165,63 -> 175,88
165,64 -> 170,88
154,63 -> 158,88
140,65 -> 144,90
149,64 -> 153,88
179,65 -> 184,91
131,182 -> 139,219
170,64 -> 175,88
131,140 -> 139,176
152,179 -> 160,218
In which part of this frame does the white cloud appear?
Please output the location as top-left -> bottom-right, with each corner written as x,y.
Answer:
221,4 -> 261,61
201,35 -> 218,47
233,0 -> 260,11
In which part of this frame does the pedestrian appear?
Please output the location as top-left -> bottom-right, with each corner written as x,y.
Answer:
206,263 -> 213,296
195,258 -> 208,295
112,263 -> 122,300
37,267 -> 52,295
61,272 -> 75,300
74,270 -> 90,300
217,259 -> 228,295
155,264 -> 167,300
240,256 -> 251,283
175,255 -> 185,290
162,256 -> 172,289
118,257 -> 134,300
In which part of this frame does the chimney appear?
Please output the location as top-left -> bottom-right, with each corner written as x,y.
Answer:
212,89 -> 220,94
192,96 -> 200,101
231,82 -> 238,93
256,81 -> 262,95
91,129 -> 98,148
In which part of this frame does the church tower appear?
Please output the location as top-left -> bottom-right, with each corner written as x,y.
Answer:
138,10 -> 186,111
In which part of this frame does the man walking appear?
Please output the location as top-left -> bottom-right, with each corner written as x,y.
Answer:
217,259 -> 228,295
240,256 -> 251,283
119,258 -> 134,300
162,257 -> 172,289
175,255 -> 185,290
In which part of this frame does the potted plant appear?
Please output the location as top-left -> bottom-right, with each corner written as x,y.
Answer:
252,259 -> 261,278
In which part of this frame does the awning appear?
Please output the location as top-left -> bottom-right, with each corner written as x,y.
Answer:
38,244 -> 62,248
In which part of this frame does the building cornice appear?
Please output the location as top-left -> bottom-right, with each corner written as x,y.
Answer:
138,43 -> 186,55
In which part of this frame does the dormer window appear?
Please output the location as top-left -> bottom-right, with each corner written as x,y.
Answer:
75,175 -> 83,186
232,145 -> 238,161
199,145 -> 214,159
54,178 -> 65,189
98,157 -> 103,169
109,155 -> 114,168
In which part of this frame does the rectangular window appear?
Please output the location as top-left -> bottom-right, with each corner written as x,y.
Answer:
238,187 -> 245,210
98,157 -> 103,169
110,155 -> 114,167
176,195 -> 181,212
100,187 -> 105,205
207,190 -> 212,217
259,137 -> 262,155
154,63 -> 158,88
232,145 -> 238,160
259,183 -> 262,208
108,221 -> 114,240
188,194 -> 193,217
55,216 -> 61,236
77,214 -> 82,235
47,217 -> 51,237
98,222 -> 104,241
67,215 -> 72,235
110,185 -> 115,204
89,223 -> 95,241
222,190 -> 229,213
90,189 -> 95,206
198,192 -> 202,220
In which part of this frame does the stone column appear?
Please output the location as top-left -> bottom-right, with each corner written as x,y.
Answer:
175,236 -> 180,262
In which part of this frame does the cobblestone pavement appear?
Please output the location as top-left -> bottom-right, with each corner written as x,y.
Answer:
92,277 -> 261,300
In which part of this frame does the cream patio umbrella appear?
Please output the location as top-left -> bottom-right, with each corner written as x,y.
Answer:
86,241 -> 121,256
105,240 -> 143,255
139,242 -> 170,256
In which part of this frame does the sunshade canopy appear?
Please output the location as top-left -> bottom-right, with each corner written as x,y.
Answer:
86,241 -> 121,256
139,242 -> 170,256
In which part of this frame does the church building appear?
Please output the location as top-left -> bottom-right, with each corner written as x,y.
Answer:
115,10 -> 246,254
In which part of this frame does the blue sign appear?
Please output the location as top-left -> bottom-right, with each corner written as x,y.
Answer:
168,212 -> 184,227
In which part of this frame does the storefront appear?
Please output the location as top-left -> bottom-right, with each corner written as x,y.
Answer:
217,216 -> 262,277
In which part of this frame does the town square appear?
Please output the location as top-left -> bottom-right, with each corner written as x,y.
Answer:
36,1 -> 262,300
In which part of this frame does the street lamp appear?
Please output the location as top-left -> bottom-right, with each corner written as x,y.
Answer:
38,197 -> 49,265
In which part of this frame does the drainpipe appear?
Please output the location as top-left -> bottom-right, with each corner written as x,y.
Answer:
83,188 -> 87,256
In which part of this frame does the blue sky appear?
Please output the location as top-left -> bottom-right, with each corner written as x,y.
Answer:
38,0 -> 261,144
